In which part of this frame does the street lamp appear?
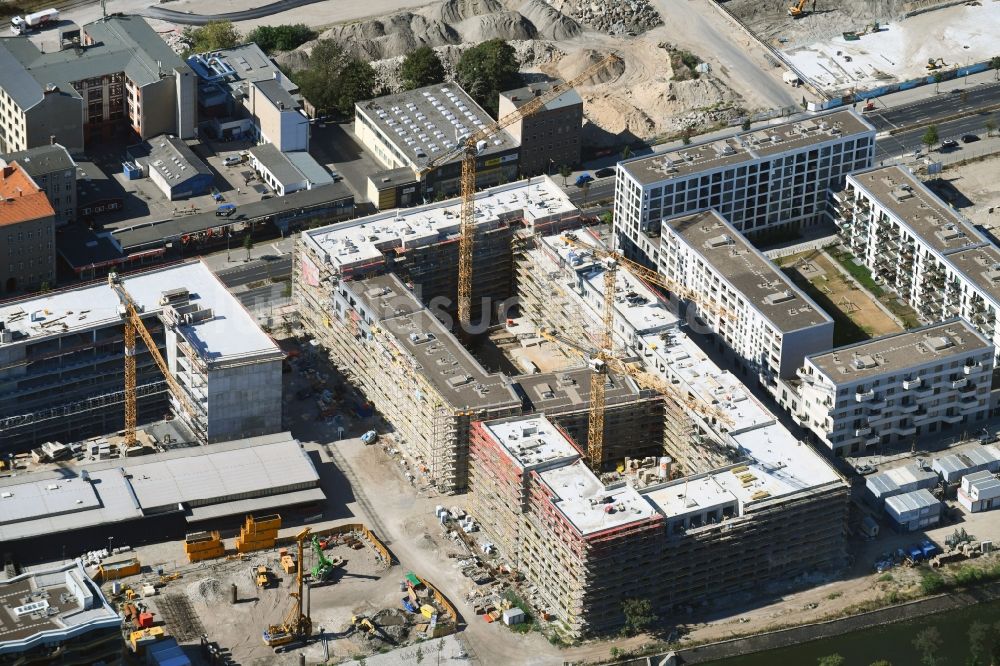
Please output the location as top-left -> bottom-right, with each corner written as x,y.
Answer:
548,158 -> 555,176
107,535 -> 114,555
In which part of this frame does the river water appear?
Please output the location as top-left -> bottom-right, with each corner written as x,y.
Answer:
704,599 -> 1000,665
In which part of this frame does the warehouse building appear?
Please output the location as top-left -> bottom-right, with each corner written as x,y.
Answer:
0,260 -> 283,450
659,209 -> 834,387
355,83 -> 520,208
0,561 -> 121,662
833,165 -> 1000,362
614,109 -> 875,263
469,413 -> 848,637
0,16 -> 196,153
128,134 -> 214,201
794,319 -> 994,456
0,433 -> 323,560
0,143 -> 77,226
249,143 -> 332,196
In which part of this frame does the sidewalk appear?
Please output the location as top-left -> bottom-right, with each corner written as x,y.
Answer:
866,70 -> 1000,113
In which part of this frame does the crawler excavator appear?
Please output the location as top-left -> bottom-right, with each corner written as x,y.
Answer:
788,0 -> 817,18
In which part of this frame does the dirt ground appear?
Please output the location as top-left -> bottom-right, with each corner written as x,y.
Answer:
941,154 -> 1000,233
778,249 -> 902,344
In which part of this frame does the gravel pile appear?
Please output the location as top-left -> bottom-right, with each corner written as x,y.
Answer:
553,0 -> 662,36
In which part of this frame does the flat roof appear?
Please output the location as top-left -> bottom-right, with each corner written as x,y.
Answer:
621,109 -> 873,185
0,561 -> 118,649
304,176 -> 575,277
253,78 -> 300,111
481,416 -> 581,471
286,151 -> 334,187
946,244 -> 1000,308
500,79 -> 582,113
350,274 -> 521,411
56,226 -> 124,270
807,318 -> 992,382
356,83 -> 517,169
0,260 -> 278,363
0,433 -> 319,543
113,182 -> 354,250
964,471 -> 1000,495
186,43 -> 297,90
129,134 -> 212,183
539,460 -> 658,537
249,143 -> 302,185
514,366 -> 645,413
848,166 -> 985,255
663,209 -> 830,331
885,488 -> 939,513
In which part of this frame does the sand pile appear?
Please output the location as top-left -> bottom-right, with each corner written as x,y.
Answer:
316,13 -> 461,60
437,0 -> 504,23
456,11 -> 538,41
516,0 -> 583,40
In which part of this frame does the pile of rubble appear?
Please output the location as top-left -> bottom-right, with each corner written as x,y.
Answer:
552,0 -> 662,36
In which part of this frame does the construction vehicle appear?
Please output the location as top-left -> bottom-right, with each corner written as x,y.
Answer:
415,52 -> 621,331
310,536 -> 343,582
107,272 -> 200,450
254,565 -> 273,589
788,0 -> 816,18
927,58 -> 947,71
262,528 -> 312,649
352,614 -> 377,634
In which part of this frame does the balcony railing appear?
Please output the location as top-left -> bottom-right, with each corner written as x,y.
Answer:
856,389 -> 875,402
964,362 -> 983,375
952,378 -> 968,389
902,377 -> 922,390
855,426 -> 872,437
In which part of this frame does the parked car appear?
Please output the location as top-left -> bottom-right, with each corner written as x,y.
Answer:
574,173 -> 594,187
594,167 -> 615,178
961,134 -> 979,143
222,155 -> 242,167
361,430 -> 378,445
940,139 -> 959,150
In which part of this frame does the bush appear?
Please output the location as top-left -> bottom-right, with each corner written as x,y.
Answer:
919,570 -> 947,595
401,46 -> 445,90
246,24 -> 316,53
456,39 -> 520,117
184,21 -> 241,54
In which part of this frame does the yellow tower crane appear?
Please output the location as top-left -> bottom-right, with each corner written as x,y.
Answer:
107,272 -> 200,449
416,52 -> 623,331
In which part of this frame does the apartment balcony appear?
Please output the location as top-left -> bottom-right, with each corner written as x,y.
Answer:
867,412 -> 893,427
964,362 -> 983,375
942,413 -> 964,424
856,389 -> 875,402
865,435 -> 881,447
899,402 -> 919,414
951,378 -> 968,389
893,425 -> 918,437
855,426 -> 872,437
902,377 -> 922,390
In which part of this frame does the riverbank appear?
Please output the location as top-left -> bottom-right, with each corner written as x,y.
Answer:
673,579 -> 1000,664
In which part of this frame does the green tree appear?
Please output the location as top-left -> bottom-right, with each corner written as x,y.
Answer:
335,58 -> 378,116
243,233 -> 254,262
933,71 -> 943,93
991,56 -> 1000,81
184,21 -> 241,54
621,598 -> 657,636
817,656 -> 845,666
599,210 -> 613,225
294,40 -> 374,117
456,39 -> 520,116
742,118 -> 752,131
913,626 -> 942,666
246,24 -> 315,53
401,46 -> 445,90
621,144 -> 633,160
415,644 -> 424,664
922,124 -> 939,151
681,129 -> 692,145
559,164 -> 572,187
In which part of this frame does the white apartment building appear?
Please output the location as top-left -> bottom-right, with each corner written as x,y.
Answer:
614,109 -> 875,265
658,209 -> 834,389
833,165 -> 1000,361
796,319 -> 994,456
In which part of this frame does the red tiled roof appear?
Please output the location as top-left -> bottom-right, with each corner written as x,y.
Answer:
0,163 -> 55,226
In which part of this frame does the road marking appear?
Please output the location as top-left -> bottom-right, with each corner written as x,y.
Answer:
270,243 -> 285,255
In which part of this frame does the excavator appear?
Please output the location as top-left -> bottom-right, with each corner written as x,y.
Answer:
263,528 -> 312,650
310,536 -> 343,583
788,0 -> 817,18
926,58 -> 947,71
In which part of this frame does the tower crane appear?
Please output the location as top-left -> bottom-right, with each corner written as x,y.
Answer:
107,272 -> 200,449
559,233 -> 736,324
416,52 -> 622,331
263,527 -> 313,648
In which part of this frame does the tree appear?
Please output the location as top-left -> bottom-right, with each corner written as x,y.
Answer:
913,626 -> 942,666
817,656 -> 845,666
243,233 -> 254,262
991,56 -> 1000,81
559,164 -> 572,187
869,661 -> 892,666
742,118 -> 752,131
681,129 -> 692,145
599,210 -> 613,225
415,644 -> 424,664
933,71 -> 943,93
401,46 -> 445,90
456,39 -> 520,116
621,144 -> 633,160
986,116 -> 996,137
335,58 -> 377,116
294,40 -> 375,117
246,24 -> 315,53
621,598 -> 657,636
968,621 -> 990,665
184,21 -> 241,54
922,124 -> 939,151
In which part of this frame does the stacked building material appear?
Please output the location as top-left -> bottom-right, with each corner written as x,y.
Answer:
183,531 -> 225,562
235,514 -> 281,553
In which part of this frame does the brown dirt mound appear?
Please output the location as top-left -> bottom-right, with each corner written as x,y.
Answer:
318,13 -> 461,60
516,0 -> 582,40
457,10 -> 538,41
436,0 -> 504,23
556,48 -> 626,86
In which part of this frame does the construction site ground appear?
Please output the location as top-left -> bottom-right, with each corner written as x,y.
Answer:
933,152 -> 1000,235
776,249 -> 903,346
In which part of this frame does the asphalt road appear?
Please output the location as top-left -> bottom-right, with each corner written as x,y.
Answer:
139,0 -> 324,25
865,81 -> 1000,133
217,255 -> 292,288
875,111 -> 997,160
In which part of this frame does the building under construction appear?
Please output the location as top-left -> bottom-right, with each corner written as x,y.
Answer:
0,260 -> 283,450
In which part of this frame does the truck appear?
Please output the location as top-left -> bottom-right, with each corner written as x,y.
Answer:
10,8 -> 59,35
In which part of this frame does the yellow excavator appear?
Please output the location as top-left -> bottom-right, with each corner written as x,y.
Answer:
788,0 -> 817,18
926,58 -> 947,71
